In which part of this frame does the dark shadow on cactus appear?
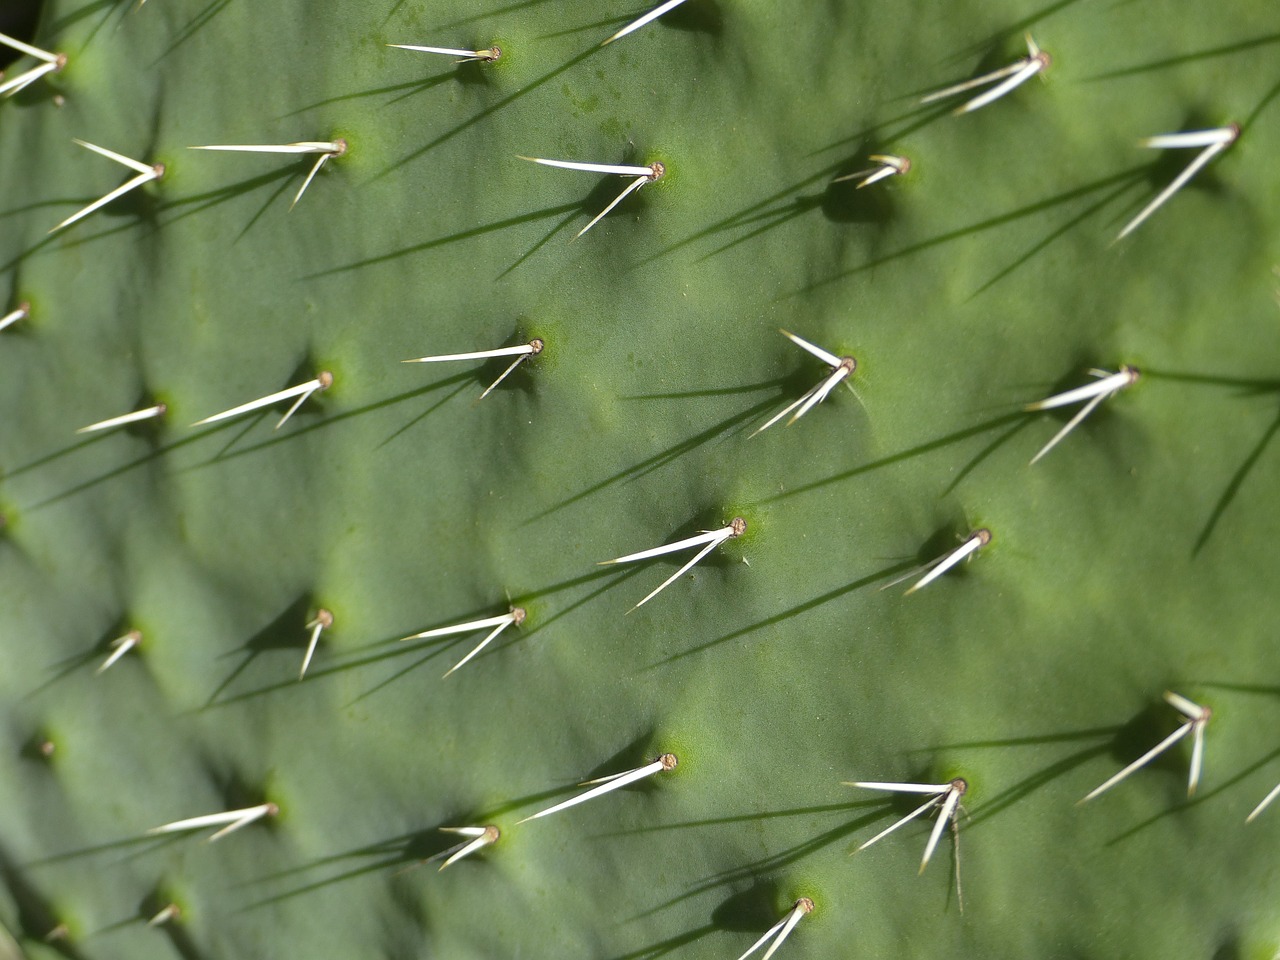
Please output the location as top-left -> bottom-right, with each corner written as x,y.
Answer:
0,844 -> 93,960
694,177 -> 896,264
188,356 -> 329,461
198,566 -> 644,709
794,167 -> 1148,298
534,13 -> 629,41
528,393 -> 781,522
606,882 -> 772,960
1105,744 -> 1280,846
1243,75 -> 1280,130
652,560 -> 910,668
151,0 -> 234,66
0,1 -> 41,70
1082,32 -> 1280,81
0,183 -> 165,274
24,831 -> 186,868
605,920 -> 713,960
949,0 -> 1089,62
1143,369 -> 1280,395
644,110 -> 945,269
762,411 -> 1023,505
434,0 -> 560,31
503,168 -> 660,266
47,0 -> 125,53
205,593 -> 315,705
306,200 -> 582,278
247,772 -> 638,910
498,206 -> 582,276
26,613 -> 132,697
157,165 -> 303,230
281,74 -> 453,119
1192,407 -> 1280,556
244,820 -> 485,910
969,177 -> 1138,297
343,625 -> 510,704
180,373 -> 475,469
571,730 -> 662,785
0,426 -> 113,481
920,727 -> 1124,826
374,45 -> 600,180
634,807 -> 884,916
376,380 -> 477,447
661,0 -> 723,36
1183,679 -> 1280,697
943,416 -> 1034,493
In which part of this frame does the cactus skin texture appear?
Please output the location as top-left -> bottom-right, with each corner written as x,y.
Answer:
0,1 -> 1278,958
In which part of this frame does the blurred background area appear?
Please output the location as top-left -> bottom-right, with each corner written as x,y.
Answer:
0,1 -> 42,69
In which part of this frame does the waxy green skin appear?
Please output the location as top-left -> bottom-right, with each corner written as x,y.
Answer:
0,1 -> 1278,958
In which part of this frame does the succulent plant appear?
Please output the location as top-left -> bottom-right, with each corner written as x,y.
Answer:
0,1 -> 1277,958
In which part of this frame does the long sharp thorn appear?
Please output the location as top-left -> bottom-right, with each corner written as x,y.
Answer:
147,803 -> 277,840
920,61 -> 1027,103
0,60 -> 58,97
1116,128 -> 1237,241
403,344 -> 537,364
299,609 -> 332,681
96,630 -> 141,675
1188,719 -> 1206,796
517,754 -> 676,823
920,785 -> 963,873
399,611 -> 520,642
780,329 -> 842,368
1142,128 -> 1238,150
481,350 -> 540,399
1026,368 -> 1138,411
904,529 -> 990,595
1247,783 -> 1280,823
628,535 -> 723,611
147,905 -> 179,927
576,174 -> 649,238
519,156 -> 657,177
437,825 -> 499,870
602,525 -> 735,566
189,141 -> 342,155
844,780 -> 953,794
50,169 -> 161,234
1079,722 -> 1194,803
736,899 -> 813,960
0,303 -> 28,333
0,30 -> 59,63
1028,391 -> 1108,465
388,43 -> 499,62
736,916 -> 790,960
752,389 -> 815,437
441,620 -> 514,678
192,373 -> 332,428
602,0 -> 691,45
275,382 -> 323,429
833,156 -> 912,188
787,364 -> 850,425
76,403 -> 167,434
853,795 -> 941,852
72,138 -> 158,176
955,57 -> 1043,114
758,901 -> 811,960
291,152 -> 330,208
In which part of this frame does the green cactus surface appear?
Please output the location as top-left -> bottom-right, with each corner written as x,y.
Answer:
0,1 -> 1278,958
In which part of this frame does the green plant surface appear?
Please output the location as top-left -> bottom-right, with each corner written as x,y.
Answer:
0,1 -> 1278,958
